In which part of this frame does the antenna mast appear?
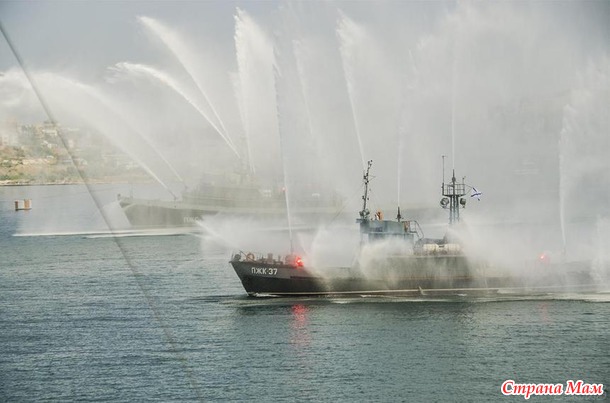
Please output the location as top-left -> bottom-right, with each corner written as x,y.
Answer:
441,168 -> 467,225
359,160 -> 373,221
442,155 -> 446,187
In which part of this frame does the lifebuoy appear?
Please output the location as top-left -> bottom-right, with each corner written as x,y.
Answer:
246,253 -> 255,261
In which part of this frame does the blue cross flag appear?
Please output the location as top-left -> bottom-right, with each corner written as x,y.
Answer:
471,187 -> 482,201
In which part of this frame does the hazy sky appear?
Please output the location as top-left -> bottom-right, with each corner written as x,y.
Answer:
1,1 -> 250,75
1,1 -> 608,204
1,1 -> 608,73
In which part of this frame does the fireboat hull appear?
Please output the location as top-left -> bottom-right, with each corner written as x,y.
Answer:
230,258 -> 602,297
227,162 -> 607,297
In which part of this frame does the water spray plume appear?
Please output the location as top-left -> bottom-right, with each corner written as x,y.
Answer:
109,62 -> 240,158
272,62 -> 294,254
230,73 -> 253,173
34,71 -> 179,198
292,40 -> 316,161
558,56 -> 610,262
337,12 -> 366,171
450,37 -> 458,172
66,73 -> 185,187
233,8 -> 279,175
395,48 -> 419,208
138,16 -> 239,156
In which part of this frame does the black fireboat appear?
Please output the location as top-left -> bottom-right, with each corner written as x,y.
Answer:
229,161 -> 601,297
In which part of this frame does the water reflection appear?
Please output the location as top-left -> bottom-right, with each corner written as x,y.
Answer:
537,302 -> 551,324
290,304 -> 311,350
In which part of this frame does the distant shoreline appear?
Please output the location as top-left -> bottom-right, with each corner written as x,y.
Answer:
0,179 -> 154,187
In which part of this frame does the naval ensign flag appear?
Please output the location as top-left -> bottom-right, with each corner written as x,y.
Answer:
471,187 -> 482,201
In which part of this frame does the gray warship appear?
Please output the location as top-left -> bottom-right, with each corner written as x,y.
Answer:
230,161 -> 601,297
118,172 -> 343,228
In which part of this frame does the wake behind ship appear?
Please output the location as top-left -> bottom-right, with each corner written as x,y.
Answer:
230,161 -> 602,297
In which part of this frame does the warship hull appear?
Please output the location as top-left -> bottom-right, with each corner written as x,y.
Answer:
119,197 -> 205,228
118,196 -> 341,228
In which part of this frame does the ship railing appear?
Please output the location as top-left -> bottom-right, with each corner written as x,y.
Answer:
232,250 -> 295,265
413,241 -> 463,256
406,220 -> 424,240
442,183 -> 467,197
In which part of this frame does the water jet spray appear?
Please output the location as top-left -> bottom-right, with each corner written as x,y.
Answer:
138,16 -> 239,155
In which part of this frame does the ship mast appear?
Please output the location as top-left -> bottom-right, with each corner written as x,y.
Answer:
441,168 -> 467,225
359,160 -> 373,221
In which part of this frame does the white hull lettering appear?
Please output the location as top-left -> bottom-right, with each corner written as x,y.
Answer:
251,267 -> 278,276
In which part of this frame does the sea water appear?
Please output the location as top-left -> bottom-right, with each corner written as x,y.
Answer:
1,185 -> 608,401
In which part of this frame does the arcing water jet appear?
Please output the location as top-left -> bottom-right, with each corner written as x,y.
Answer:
138,16 -> 239,157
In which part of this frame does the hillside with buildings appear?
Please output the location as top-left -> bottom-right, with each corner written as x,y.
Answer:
0,119 -> 149,185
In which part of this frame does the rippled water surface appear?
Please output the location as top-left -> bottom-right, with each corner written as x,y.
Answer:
1,185 -> 608,401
